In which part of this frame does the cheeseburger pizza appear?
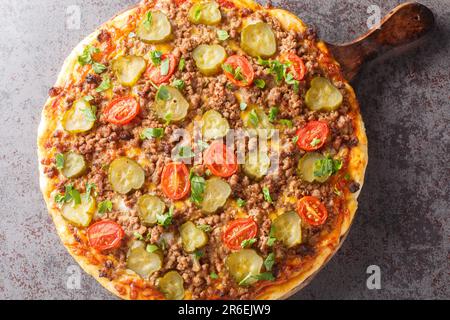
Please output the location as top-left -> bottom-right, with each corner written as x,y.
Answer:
38,0 -> 368,300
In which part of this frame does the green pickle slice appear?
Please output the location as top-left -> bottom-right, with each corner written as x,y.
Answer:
136,10 -> 172,43
108,157 -> 145,194
305,77 -> 343,111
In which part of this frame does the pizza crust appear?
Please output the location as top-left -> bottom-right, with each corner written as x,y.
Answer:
37,0 -> 368,300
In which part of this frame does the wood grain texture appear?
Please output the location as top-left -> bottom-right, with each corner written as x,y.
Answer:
327,2 -> 435,81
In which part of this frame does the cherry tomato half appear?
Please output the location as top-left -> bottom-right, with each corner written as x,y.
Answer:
222,218 -> 258,250
223,55 -> 254,87
145,53 -> 177,85
297,196 -> 328,226
104,96 -> 140,125
281,53 -> 306,81
296,121 -> 329,151
204,141 -> 238,178
87,220 -> 125,251
161,162 -> 190,200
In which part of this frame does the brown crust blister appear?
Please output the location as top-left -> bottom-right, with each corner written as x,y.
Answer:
37,0 -> 368,300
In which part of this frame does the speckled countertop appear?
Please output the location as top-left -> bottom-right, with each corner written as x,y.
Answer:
0,0 -> 448,300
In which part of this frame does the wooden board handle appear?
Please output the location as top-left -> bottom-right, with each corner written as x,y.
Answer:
327,2 -> 435,81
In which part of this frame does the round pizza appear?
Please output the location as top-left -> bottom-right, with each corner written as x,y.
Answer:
38,0 -> 368,300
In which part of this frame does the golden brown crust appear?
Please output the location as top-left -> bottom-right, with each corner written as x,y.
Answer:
37,0 -> 368,300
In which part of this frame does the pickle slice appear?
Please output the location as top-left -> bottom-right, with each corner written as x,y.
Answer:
108,157 -> 145,194
61,152 -> 86,178
180,221 -> 208,253
112,55 -> 147,87
226,249 -> 263,285
154,86 -> 189,122
201,177 -> 231,213
137,195 -> 165,225
127,240 -> 163,279
297,152 -> 329,183
62,99 -> 96,134
61,195 -> 95,227
159,271 -> 185,300
192,44 -> 227,76
188,2 -> 222,25
242,107 -> 274,137
241,22 -> 277,58
243,150 -> 271,180
272,211 -> 302,248
201,110 -> 230,140
305,77 -> 343,111
136,10 -> 172,43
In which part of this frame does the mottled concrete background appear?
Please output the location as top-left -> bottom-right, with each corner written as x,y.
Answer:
0,0 -> 448,300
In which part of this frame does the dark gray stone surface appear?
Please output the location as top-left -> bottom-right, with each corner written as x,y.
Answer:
0,0 -> 448,299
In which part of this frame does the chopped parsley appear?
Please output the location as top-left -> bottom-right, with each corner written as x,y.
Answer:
140,128 -> 164,140
236,198 -> 246,207
96,75 -> 111,92
268,107 -> 279,122
133,232 -> 144,240
54,184 -> 81,206
78,45 -> 99,66
292,136 -> 299,143
241,238 -> 257,248
239,102 -> 248,111
150,50 -> 163,66
92,62 -> 106,74
55,153 -> 64,170
156,206 -> 174,227
264,253 -> 275,271
98,200 -> 113,214
222,64 -> 245,83
146,244 -> 159,253
160,58 -> 170,76
310,137 -> 322,147
248,109 -> 259,127
210,272 -> 219,279
143,11 -> 153,29
239,272 -> 275,286
262,187 -> 273,203
217,29 -> 229,41
278,119 -> 293,128
178,58 -> 185,71
171,79 -> 185,90
157,85 -> 171,101
254,79 -> 266,89
313,157 -> 343,178
193,7 -> 202,21
267,225 -> 277,247
190,174 -> 206,205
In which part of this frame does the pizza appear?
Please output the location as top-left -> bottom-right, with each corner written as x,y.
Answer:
38,0 -> 368,300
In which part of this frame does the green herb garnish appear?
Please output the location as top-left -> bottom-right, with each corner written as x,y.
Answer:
140,128 -> 164,140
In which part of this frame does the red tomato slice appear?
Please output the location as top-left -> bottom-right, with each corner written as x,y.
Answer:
161,162 -> 190,200
87,220 -> 124,251
204,141 -> 238,178
223,55 -> 254,87
281,53 -> 306,81
145,53 -> 177,85
297,196 -> 328,226
222,218 -> 258,250
104,96 -> 140,125
296,121 -> 329,151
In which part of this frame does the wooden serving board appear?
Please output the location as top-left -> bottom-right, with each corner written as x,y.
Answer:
326,2 -> 435,81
